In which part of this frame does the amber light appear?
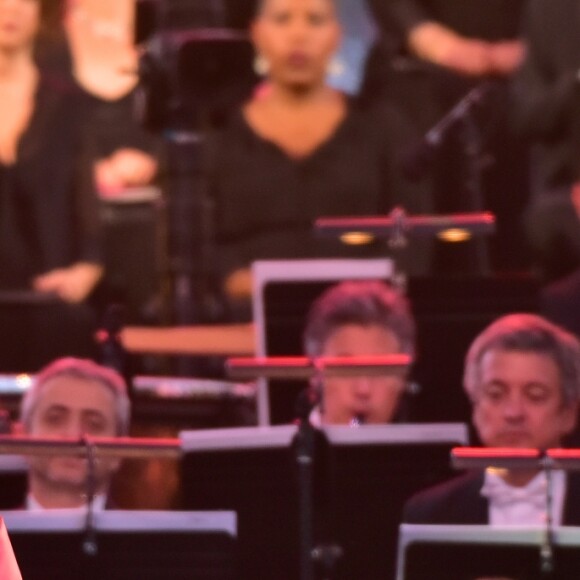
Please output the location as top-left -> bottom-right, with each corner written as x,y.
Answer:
437,228 -> 472,243
340,231 -> 375,245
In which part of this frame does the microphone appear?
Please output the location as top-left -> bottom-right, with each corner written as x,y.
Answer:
400,82 -> 494,181
349,414 -> 366,427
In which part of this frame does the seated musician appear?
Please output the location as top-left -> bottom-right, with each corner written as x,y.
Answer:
19,357 -> 130,511
303,280 -> 415,425
403,314 -> 580,526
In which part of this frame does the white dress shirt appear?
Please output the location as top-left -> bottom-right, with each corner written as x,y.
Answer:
26,493 -> 107,512
481,468 -> 567,526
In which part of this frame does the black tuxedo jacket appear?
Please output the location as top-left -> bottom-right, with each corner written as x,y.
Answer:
403,470 -> 580,525
513,0 -> 580,187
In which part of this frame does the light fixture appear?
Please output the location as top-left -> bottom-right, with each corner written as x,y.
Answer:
437,228 -> 472,243
339,231 -> 375,246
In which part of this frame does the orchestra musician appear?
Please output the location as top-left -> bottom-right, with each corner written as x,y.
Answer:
19,357 -> 130,510
303,280 -> 415,425
403,314 -> 580,526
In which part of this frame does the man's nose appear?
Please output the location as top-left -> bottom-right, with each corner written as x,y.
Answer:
503,395 -> 526,420
352,376 -> 373,398
61,417 -> 84,438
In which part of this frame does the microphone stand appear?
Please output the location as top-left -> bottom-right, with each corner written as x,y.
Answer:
399,83 -> 495,274
82,437 -> 98,557
540,455 -> 555,577
459,113 -> 490,274
400,83 -> 493,181
294,361 -> 344,580
293,363 -> 322,580
452,448 -> 560,578
227,355 -> 411,579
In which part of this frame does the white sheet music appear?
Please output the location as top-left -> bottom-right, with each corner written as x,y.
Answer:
180,423 -> 468,452
1,510 -> 237,536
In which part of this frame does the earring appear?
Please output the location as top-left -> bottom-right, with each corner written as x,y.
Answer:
327,56 -> 345,78
254,54 -> 270,76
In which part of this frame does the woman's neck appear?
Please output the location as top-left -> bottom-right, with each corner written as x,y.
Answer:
0,47 -> 36,85
260,80 -> 338,109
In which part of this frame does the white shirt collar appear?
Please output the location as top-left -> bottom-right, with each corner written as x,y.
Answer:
26,493 -> 107,512
309,407 -> 322,427
481,468 -> 567,526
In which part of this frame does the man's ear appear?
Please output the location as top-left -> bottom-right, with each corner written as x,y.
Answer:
560,401 -> 580,439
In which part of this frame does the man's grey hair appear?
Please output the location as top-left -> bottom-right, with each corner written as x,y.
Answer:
21,357 -> 131,436
255,0 -> 337,17
303,280 -> 415,357
464,313 -> 580,405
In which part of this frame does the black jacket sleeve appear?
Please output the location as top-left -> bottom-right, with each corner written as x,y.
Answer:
512,0 -> 579,140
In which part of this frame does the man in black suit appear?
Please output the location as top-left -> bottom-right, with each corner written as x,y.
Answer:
404,313 -> 580,526
20,357 -> 130,511
513,0 -> 580,281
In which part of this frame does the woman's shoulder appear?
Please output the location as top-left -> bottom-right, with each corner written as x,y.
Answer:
38,73 -> 95,120
38,73 -> 90,110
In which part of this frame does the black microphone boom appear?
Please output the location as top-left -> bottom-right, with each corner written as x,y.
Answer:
400,82 -> 494,181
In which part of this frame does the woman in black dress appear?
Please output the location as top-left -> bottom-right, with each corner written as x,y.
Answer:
212,0 -> 400,307
0,0 -> 102,370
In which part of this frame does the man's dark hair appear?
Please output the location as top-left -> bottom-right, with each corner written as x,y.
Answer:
303,280 -> 415,357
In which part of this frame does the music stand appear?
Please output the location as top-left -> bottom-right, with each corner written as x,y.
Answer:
315,209 -> 496,289
1,510 -> 237,580
180,423 -> 468,580
397,524 -> 580,580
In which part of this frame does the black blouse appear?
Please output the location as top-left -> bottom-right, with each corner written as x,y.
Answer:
0,76 -> 100,289
210,105 -> 396,277
35,36 -> 161,160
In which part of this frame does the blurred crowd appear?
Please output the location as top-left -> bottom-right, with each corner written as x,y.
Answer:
0,0 -> 579,365
3,5 -> 580,577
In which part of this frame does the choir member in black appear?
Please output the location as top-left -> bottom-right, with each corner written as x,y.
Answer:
363,0 -> 531,273
35,0 -> 159,195
211,0 -> 400,315
0,0 -> 102,371
512,0 -> 580,283
34,1 -> 164,322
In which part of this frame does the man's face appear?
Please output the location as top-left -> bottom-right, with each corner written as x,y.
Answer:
472,349 -> 578,449
320,324 -> 406,425
26,376 -> 120,493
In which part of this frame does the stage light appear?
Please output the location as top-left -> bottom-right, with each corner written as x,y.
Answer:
437,228 -> 472,243
339,231 -> 375,245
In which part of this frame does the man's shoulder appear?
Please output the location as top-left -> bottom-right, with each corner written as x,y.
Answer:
403,471 -> 486,525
